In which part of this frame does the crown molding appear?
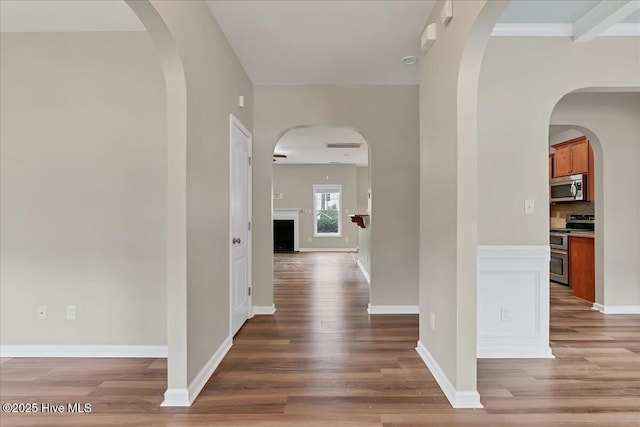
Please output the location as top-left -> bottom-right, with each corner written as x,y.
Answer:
491,23 -> 639,37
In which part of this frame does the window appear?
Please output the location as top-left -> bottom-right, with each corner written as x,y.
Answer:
313,184 -> 341,237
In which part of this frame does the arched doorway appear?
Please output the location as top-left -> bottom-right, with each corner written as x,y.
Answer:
270,125 -> 372,310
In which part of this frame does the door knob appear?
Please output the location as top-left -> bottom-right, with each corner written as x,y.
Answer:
232,237 -> 242,245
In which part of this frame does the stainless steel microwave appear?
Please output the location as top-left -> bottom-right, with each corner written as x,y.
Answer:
550,174 -> 587,203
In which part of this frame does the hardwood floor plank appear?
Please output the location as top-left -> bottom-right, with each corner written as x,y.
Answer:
1,253 -> 639,426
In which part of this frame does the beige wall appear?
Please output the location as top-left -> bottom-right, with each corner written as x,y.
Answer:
478,37 -> 640,246
254,85 -> 420,309
355,166 -> 371,277
419,0 -> 503,397
550,92 -> 640,307
0,33 -> 166,345
149,0 -> 254,385
273,164 -> 357,249
356,166 -> 370,214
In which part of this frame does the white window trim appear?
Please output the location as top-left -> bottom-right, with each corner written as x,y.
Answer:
313,184 -> 342,237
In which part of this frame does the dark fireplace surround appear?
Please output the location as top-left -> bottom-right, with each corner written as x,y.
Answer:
274,219 -> 295,253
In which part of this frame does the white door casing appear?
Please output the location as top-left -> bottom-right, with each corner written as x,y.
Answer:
230,115 -> 252,336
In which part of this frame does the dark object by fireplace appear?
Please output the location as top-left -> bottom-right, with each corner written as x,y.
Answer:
274,220 -> 295,252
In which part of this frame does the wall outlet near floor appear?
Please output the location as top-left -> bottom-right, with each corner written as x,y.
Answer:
66,304 -> 77,320
500,306 -> 511,321
430,312 -> 435,331
37,305 -> 46,320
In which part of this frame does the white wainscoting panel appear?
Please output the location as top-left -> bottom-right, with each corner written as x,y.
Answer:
477,246 -> 554,359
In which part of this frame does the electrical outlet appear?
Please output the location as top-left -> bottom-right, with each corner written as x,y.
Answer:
430,312 -> 436,331
345,237 -> 349,242
37,305 -> 46,320
501,306 -> 511,321
66,305 -> 77,320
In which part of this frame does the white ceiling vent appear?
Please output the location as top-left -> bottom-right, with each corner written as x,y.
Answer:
326,143 -> 362,149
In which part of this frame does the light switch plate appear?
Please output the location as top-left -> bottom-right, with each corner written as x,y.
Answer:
524,199 -> 535,214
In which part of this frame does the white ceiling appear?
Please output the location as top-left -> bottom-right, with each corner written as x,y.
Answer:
0,0 -> 144,32
2,0 -> 636,165
274,126 -> 368,166
206,0 -> 436,85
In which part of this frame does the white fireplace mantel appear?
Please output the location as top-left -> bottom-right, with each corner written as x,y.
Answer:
273,209 -> 301,251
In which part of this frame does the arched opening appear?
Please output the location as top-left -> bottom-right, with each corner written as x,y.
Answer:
124,0 -> 189,406
270,125 -> 372,311
0,0 -> 184,404
549,90 -> 640,314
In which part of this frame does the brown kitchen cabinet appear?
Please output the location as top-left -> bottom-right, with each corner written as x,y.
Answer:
569,235 -> 595,303
552,136 -> 589,177
552,136 -> 594,201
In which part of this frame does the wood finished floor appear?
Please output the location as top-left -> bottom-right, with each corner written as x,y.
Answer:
1,252 -> 639,426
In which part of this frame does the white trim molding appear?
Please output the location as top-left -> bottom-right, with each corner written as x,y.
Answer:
477,245 -> 554,359
573,0 -> 640,42
161,389 -> 190,407
601,23 -> 640,37
161,335 -> 232,407
491,23 -> 572,37
416,341 -> 483,409
252,305 -> 277,315
592,303 -> 640,314
491,23 -> 639,38
0,345 -> 167,358
356,258 -> 370,284
298,247 -> 357,252
367,304 -> 418,315
273,208 -> 301,251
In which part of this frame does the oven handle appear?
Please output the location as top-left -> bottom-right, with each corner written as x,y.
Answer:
570,183 -> 577,197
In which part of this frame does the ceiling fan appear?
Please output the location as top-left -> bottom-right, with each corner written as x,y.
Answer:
273,153 -> 287,162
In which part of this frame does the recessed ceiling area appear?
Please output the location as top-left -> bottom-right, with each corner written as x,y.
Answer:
274,127 -> 368,167
206,0 -> 436,85
0,0 -> 144,32
499,0 -> 601,23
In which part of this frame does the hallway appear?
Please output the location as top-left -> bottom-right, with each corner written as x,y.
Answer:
1,252 -> 639,426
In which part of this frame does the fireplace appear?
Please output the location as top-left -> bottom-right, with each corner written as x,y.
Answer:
274,220 -> 295,252
273,209 -> 300,252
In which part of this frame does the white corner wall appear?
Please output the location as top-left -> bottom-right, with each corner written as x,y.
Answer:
0,32 -> 167,349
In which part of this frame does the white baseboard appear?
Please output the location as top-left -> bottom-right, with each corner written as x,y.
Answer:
477,346 -> 554,359
0,345 -> 167,358
477,245 -> 552,359
161,388 -> 190,407
356,258 -> 370,284
415,341 -> 483,408
253,305 -> 276,315
592,303 -> 640,314
298,247 -> 357,252
162,335 -> 232,407
367,304 -> 418,314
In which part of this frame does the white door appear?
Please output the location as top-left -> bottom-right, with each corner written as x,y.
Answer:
230,115 -> 251,336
